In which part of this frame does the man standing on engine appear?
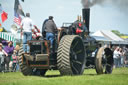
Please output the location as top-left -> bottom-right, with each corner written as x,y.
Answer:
45,16 -> 57,46
20,13 -> 34,53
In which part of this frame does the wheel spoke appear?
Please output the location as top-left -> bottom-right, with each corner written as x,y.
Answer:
71,62 -> 79,74
72,60 -> 82,65
72,41 -> 78,49
106,63 -> 112,66
75,50 -> 83,54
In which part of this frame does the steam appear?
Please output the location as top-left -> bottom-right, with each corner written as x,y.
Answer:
81,0 -> 128,13
81,0 -> 104,8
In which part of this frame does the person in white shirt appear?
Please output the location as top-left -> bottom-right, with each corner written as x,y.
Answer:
20,13 -> 34,53
113,47 -> 120,68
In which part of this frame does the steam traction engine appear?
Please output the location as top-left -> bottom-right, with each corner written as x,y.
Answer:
18,8 -> 113,76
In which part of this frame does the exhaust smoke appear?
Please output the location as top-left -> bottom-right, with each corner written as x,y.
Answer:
81,0 -> 128,13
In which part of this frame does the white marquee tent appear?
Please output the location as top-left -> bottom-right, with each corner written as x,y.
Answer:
91,30 -> 128,45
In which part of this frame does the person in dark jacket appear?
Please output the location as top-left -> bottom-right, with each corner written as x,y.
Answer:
42,19 -> 49,38
45,16 -> 57,45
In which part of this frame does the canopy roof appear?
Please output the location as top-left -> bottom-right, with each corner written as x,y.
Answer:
91,30 -> 128,45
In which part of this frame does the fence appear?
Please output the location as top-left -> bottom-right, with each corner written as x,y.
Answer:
0,32 -> 21,46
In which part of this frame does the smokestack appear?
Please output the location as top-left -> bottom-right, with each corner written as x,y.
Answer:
82,8 -> 90,34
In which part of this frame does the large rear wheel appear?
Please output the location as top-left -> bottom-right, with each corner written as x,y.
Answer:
57,35 -> 86,75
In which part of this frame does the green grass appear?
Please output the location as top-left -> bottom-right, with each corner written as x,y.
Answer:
0,68 -> 128,85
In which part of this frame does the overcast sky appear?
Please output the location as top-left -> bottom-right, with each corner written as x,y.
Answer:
0,0 -> 128,34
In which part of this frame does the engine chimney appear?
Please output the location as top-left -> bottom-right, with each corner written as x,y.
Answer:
82,8 -> 90,34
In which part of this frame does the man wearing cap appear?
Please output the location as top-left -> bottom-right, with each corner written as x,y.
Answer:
20,13 -> 34,53
45,16 -> 57,47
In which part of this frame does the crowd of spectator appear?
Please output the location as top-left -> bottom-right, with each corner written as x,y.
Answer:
0,40 -> 19,72
113,46 -> 128,68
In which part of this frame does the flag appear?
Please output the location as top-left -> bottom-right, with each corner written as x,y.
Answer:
1,11 -> 8,23
0,4 -> 8,23
14,0 -> 24,25
14,0 -> 25,16
14,10 -> 22,25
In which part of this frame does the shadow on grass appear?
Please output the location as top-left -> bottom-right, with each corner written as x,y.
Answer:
83,74 -> 98,76
28,74 -> 62,78
44,75 -> 62,78
44,74 -> 98,78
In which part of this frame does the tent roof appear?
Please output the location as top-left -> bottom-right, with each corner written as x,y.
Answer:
91,36 -> 112,42
91,30 -> 124,41
91,30 -> 128,45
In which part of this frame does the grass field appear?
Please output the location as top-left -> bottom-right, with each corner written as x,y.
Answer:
0,68 -> 128,85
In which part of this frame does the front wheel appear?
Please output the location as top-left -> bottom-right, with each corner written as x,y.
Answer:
95,47 -> 113,74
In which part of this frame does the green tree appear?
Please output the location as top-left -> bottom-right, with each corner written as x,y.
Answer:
111,30 -> 125,36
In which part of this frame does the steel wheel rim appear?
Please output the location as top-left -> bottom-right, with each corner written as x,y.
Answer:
96,47 -> 113,74
70,37 -> 85,74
